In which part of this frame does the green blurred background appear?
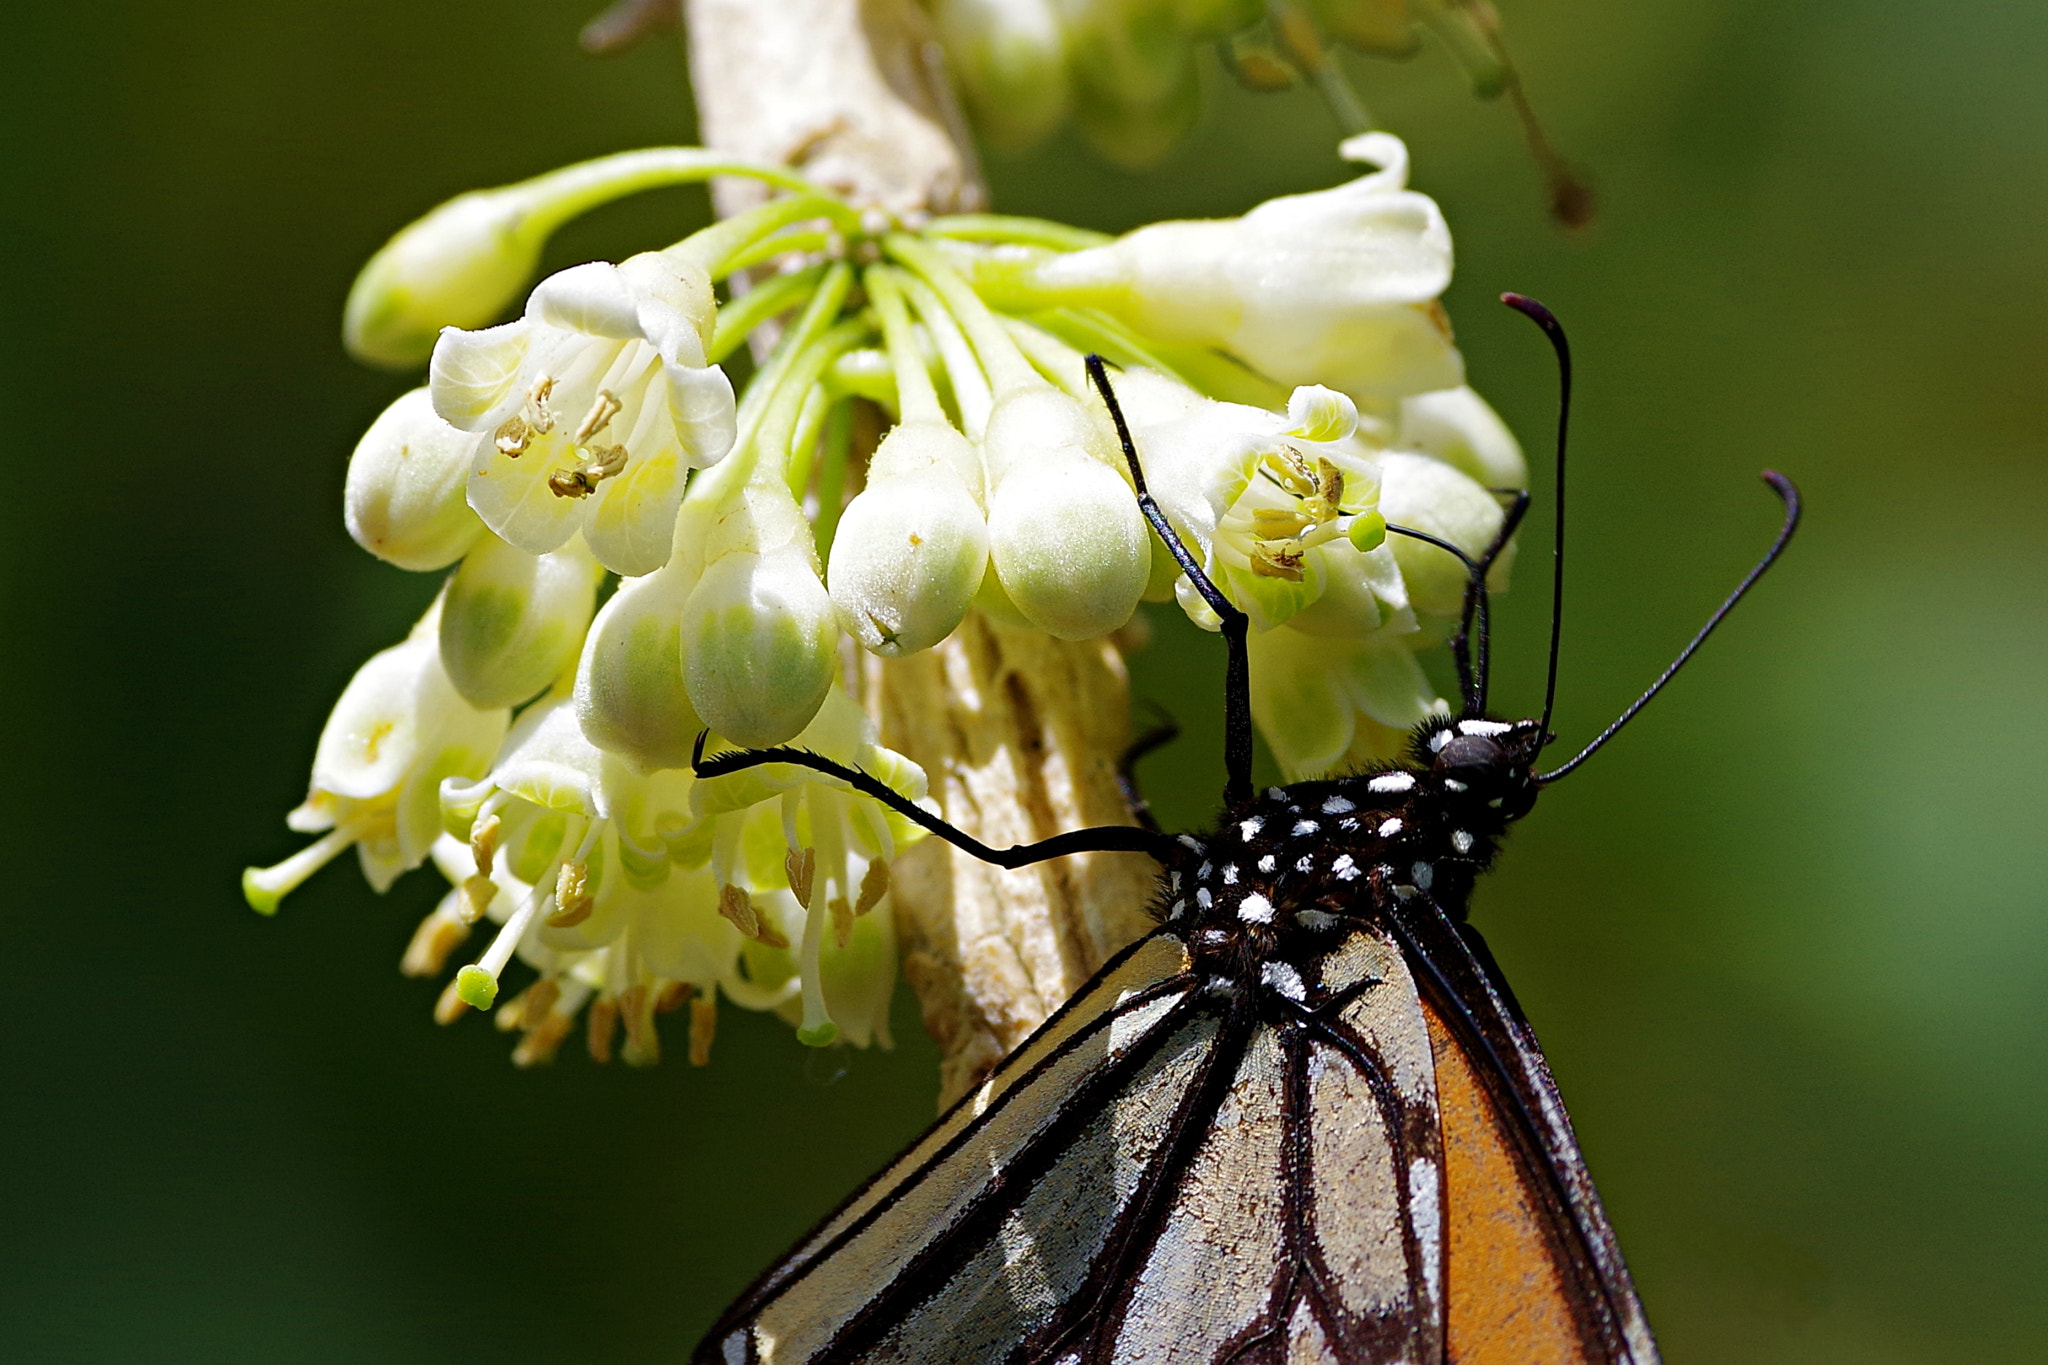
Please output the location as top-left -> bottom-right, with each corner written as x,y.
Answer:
5,1 -> 2043,1360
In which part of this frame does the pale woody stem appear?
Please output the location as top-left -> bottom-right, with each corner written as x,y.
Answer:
683,0 -> 1157,1107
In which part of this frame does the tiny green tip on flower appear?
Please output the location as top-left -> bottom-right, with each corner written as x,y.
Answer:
1347,510 -> 1388,554
241,867 -> 281,917
456,964 -> 500,1010
797,1021 -> 841,1047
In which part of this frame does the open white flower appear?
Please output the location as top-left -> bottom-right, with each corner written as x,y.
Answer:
243,597 -> 508,914
1248,625 -> 1446,782
693,689 -> 927,1047
429,251 -> 738,576
1023,133 -> 1461,399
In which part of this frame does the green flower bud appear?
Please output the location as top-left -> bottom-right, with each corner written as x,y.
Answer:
344,388 -> 485,571
1397,385 -> 1527,488
1248,624 -> 1442,781
1378,450 -> 1508,619
680,494 -> 838,746
573,560 -> 705,771
931,0 -> 1072,151
981,388 -> 1148,640
828,421 -> 990,656
440,535 -> 605,709
344,189 -> 549,370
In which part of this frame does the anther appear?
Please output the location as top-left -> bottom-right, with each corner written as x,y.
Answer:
573,390 -> 622,444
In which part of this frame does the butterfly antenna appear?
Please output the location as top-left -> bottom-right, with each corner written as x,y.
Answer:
1501,292 -> 1574,748
1086,355 -> 1255,806
1536,471 -> 1802,783
1452,488 -> 1533,717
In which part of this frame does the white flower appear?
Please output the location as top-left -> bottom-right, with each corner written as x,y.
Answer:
1123,376 -> 1394,634
1024,133 -> 1462,399
693,690 -> 927,1047
430,251 -> 737,576
243,597 -> 508,914
1377,450 -> 1511,622
343,388 -> 485,570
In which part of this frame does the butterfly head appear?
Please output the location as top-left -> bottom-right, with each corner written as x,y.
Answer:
1415,716 -> 1547,822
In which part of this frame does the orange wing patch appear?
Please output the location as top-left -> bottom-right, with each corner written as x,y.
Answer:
1425,997 -> 1597,1365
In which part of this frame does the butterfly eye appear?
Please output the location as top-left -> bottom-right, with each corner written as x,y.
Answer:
1432,734 -> 1506,781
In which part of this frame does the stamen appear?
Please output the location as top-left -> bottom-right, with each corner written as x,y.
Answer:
493,416 -> 531,457
689,989 -> 717,1067
854,858 -> 891,916
470,811 -> 502,877
785,846 -> 817,908
400,897 -> 471,978
524,376 -> 556,432
433,977 -> 470,1025
457,874 -> 497,926
573,389 -> 622,444
619,984 -> 660,1065
454,881 -> 551,1009
548,860 -> 593,927
794,888 -> 838,1047
511,1010 -> 573,1068
830,895 -> 854,950
586,995 -> 619,1064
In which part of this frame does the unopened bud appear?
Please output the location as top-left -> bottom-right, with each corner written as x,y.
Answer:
828,422 -> 989,656
344,389 -> 485,570
439,535 -> 604,709
930,0 -> 1071,151
573,560 -> 705,771
681,544 -> 836,748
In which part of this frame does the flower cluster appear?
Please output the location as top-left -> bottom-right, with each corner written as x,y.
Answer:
248,131 -> 1521,1063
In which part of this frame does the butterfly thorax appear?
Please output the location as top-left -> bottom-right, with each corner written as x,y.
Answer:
1160,716 -> 1547,1007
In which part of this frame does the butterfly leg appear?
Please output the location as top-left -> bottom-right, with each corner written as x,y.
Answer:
1117,708 -> 1181,835
1085,354 -> 1257,808
691,733 -> 1181,868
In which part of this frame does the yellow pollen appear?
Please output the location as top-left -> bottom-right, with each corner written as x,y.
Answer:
400,904 -> 470,978
470,812 -> 501,877
457,874 -> 496,925
1251,542 -> 1307,581
512,1010 -> 573,1068
785,847 -> 817,908
717,883 -> 759,937
493,416 -> 531,457
656,981 -> 691,1014
433,977 -> 470,1025
586,996 -> 619,1064
854,859 -> 890,916
548,862 -> 593,926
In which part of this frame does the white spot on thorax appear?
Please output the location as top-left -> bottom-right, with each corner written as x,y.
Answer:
1178,834 -> 1205,852
1427,730 -> 1454,753
1458,719 -> 1512,736
1222,863 -> 1239,885
1238,817 -> 1264,841
1378,817 -> 1404,837
1411,861 -> 1434,891
1292,819 -> 1319,837
1257,854 -> 1276,873
1332,854 -> 1359,882
1451,830 -> 1474,854
1322,795 -> 1357,814
1442,779 -> 1468,793
1238,893 -> 1276,924
1367,772 -> 1415,794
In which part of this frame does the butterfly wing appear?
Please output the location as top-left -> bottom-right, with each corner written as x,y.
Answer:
694,925 -> 1453,1365
1388,897 -> 1662,1365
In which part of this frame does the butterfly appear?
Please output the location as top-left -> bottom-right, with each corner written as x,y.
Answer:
688,295 -> 1801,1365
